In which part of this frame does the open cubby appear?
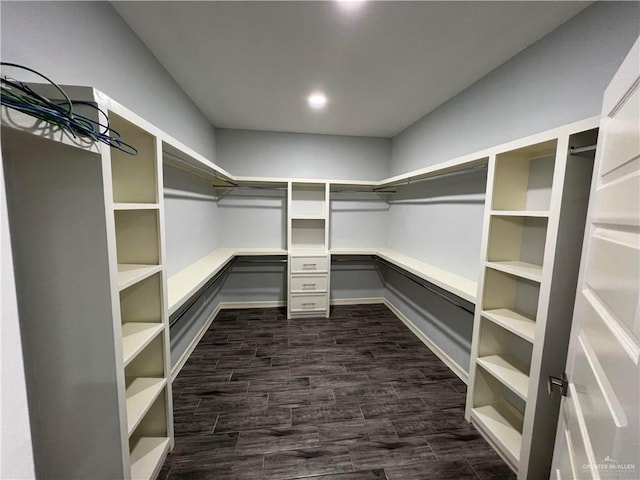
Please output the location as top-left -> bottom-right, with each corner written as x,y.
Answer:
290,218 -> 326,252
477,318 -> 532,401
125,334 -> 166,378
471,367 -> 525,467
482,268 -> 540,320
110,113 -> 158,204
115,209 -> 160,265
487,215 -> 548,267
291,182 -> 326,217
129,393 -> 168,447
492,140 -> 557,212
120,272 -> 162,324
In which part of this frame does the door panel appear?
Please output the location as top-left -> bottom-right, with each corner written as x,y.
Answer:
551,37 -> 640,480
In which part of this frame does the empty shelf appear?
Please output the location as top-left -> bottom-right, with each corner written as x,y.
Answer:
477,355 -> 530,401
118,264 -> 163,291
126,378 -> 167,435
130,437 -> 171,480
113,203 -> 160,211
490,210 -> 549,217
471,403 -> 523,467
486,261 -> 543,283
122,323 -> 164,366
482,309 -> 536,343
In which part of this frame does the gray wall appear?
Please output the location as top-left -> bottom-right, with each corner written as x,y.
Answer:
0,1 -> 217,161
330,193 -> 390,250
216,129 -> 391,180
391,1 -> 640,174
164,165 -> 221,276
385,171 -> 487,281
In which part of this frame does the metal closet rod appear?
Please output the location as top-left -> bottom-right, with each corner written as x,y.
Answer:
373,257 -> 475,314
162,150 -> 237,186
570,144 -> 597,156
212,185 -> 288,191
235,257 -> 288,264
374,164 -> 488,191
169,257 -> 237,327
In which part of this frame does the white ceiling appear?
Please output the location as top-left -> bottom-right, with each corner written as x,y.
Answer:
113,1 -> 590,138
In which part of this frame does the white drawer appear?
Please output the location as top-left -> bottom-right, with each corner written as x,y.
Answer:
290,293 -> 328,312
290,275 -> 328,293
290,255 -> 329,272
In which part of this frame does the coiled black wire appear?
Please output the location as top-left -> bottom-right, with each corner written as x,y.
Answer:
1,62 -> 138,155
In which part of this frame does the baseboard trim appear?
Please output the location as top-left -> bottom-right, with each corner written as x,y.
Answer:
171,303 -> 222,381
330,297 -> 385,306
218,300 -> 286,310
382,298 -> 469,384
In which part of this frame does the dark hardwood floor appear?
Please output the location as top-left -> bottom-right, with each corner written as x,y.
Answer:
161,304 -> 516,480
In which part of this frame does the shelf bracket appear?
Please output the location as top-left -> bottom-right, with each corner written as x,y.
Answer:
548,372 -> 568,397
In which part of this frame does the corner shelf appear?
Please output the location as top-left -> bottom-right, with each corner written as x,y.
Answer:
126,378 -> 167,435
481,309 -> 536,343
122,323 -> 164,366
477,354 -> 530,401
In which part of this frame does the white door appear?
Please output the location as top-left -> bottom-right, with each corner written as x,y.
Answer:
551,38 -> 640,480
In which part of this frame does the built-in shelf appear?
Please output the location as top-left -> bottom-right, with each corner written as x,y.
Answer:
485,261 -> 543,283
290,214 -> 326,220
482,309 -> 536,343
167,248 -> 288,315
490,210 -> 549,217
471,403 -> 523,467
477,355 -> 530,401
113,203 -> 160,211
126,378 -> 167,435
118,264 -> 163,291
122,323 -> 164,366
130,437 -> 171,480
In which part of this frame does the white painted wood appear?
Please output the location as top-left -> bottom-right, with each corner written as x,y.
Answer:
551,37 -> 640,480
485,261 -> 543,283
167,248 -> 287,314
118,265 -> 164,291
290,255 -> 329,273
126,378 -> 167,435
468,116 -> 599,478
471,403 -> 524,467
290,275 -> 328,293
290,293 -> 328,312
481,309 -> 536,344
477,355 -> 530,401
122,324 -> 165,366
129,437 -> 170,480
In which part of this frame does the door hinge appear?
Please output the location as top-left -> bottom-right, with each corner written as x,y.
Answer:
548,372 -> 568,397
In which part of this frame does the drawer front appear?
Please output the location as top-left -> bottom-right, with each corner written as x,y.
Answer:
291,256 -> 329,272
290,275 -> 328,293
290,293 -> 328,312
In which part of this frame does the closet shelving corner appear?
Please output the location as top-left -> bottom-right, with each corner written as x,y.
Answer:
466,120 -> 599,479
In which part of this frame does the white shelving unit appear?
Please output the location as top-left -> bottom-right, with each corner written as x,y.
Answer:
466,126 -> 599,479
287,181 -> 331,318
1,89 -> 173,480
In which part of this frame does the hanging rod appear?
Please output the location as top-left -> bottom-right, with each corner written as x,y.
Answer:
169,257 -> 237,327
235,257 -> 288,264
373,257 -> 475,314
374,164 -> 488,191
331,255 -> 377,262
212,184 -> 288,191
570,144 -> 598,156
163,150 -> 237,186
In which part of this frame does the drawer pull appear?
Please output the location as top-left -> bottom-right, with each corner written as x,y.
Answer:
302,302 -> 316,307
302,263 -> 317,269
302,283 -> 316,289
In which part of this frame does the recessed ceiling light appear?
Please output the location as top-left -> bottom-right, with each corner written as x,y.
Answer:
336,0 -> 366,12
308,92 -> 327,110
